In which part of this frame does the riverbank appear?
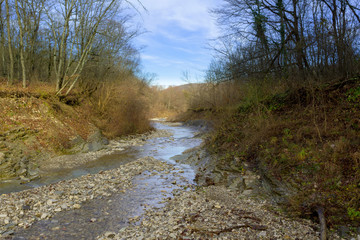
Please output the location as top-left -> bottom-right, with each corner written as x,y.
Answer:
0,121 -> 346,239
0,87 -> 152,184
40,128 -> 173,172
0,122 -> 198,239
0,156 -> 177,237
174,78 -> 360,235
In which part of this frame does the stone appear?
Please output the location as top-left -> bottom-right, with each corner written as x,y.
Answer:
47,199 -> 57,205
71,190 -> 79,195
17,168 -> 27,175
242,189 -> 253,196
169,233 -> 177,238
104,231 -> 116,238
82,130 -> 109,153
28,168 -> 39,177
69,135 -> 85,147
1,230 -> 14,237
19,176 -> 30,184
21,205 -> 31,210
228,177 -> 245,191
40,213 -> 48,219
54,191 -> 64,196
73,204 -> 81,209
258,231 -> 267,237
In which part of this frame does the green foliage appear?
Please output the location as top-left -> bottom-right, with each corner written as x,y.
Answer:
346,86 -> 360,103
347,207 -> 360,221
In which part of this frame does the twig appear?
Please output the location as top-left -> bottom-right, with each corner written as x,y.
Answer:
190,224 -> 267,235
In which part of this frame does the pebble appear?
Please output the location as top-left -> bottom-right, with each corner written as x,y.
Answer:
73,204 -> 81,209
104,231 -> 116,238
0,156 -> 176,237
97,186 -> 340,240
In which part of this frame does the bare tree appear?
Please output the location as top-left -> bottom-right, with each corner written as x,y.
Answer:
0,0 -> 145,91
211,0 -> 360,82
14,0 -> 27,87
5,0 -> 13,84
0,0 -> 5,76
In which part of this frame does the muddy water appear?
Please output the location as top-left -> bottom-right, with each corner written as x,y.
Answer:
8,122 -> 202,239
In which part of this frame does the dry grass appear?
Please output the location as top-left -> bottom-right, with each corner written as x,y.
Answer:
90,78 -> 152,138
0,75 -> 152,152
205,77 -> 360,226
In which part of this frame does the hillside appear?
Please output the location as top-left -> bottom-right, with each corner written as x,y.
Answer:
0,91 -> 99,181
179,77 -> 360,234
0,84 -> 152,184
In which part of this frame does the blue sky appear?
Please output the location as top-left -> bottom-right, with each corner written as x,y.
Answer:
132,0 -> 220,86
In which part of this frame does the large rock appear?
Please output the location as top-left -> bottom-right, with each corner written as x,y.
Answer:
68,130 -> 109,153
82,130 -> 109,153
257,160 -> 296,203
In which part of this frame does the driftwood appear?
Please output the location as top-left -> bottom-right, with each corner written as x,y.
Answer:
316,206 -> 327,240
190,224 -> 267,235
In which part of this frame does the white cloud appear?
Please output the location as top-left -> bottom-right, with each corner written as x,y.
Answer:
137,0 -> 219,39
129,0 -> 221,86
141,54 -> 159,60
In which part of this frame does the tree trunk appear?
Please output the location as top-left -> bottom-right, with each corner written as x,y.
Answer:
15,0 -> 26,88
5,0 -> 13,84
0,0 -> 6,77
291,0 -> 308,76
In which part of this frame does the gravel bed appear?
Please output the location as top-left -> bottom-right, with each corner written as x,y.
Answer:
98,186 -> 322,240
41,129 -> 173,171
0,157 -> 175,237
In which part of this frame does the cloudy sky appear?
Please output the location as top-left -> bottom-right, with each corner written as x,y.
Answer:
131,0 -> 221,86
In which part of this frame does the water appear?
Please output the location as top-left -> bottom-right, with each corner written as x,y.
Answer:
6,121 -> 202,239
0,151 -> 136,194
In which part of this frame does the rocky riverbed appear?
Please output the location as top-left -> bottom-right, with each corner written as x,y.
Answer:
41,129 -> 173,172
97,185 -> 323,240
0,122 -> 346,239
0,156 -> 178,238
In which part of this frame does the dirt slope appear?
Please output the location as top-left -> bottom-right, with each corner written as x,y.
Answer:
0,92 -> 97,182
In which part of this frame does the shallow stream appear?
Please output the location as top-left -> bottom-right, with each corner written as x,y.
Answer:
6,121 -> 202,239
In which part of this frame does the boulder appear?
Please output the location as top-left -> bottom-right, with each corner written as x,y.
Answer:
82,129 -> 109,153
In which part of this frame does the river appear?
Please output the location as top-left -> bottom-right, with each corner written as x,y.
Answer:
4,121 -> 202,239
